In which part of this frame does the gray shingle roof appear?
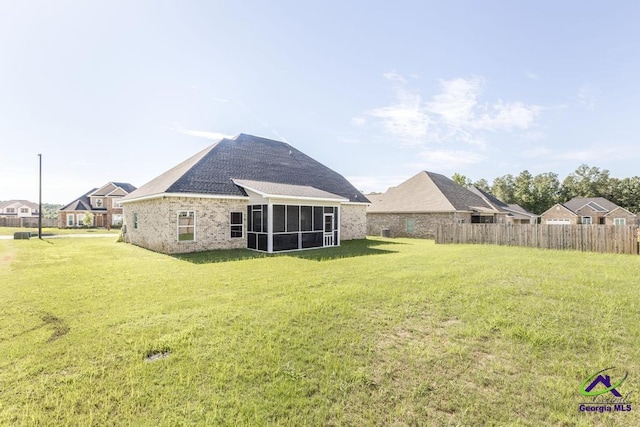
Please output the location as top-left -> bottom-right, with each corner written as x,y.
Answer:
367,171 -> 495,213
563,197 -> 620,213
60,182 -> 136,211
60,189 -> 96,211
233,179 -> 347,201
0,200 -> 38,210
124,134 -> 369,203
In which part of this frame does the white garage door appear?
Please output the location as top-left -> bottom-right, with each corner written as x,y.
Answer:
546,219 -> 571,225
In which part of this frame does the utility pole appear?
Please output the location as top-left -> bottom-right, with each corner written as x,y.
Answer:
38,153 -> 42,239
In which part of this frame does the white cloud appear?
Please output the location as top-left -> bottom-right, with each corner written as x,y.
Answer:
382,71 -> 407,84
175,129 -> 233,140
474,101 -> 540,131
426,77 -> 482,126
357,73 -> 542,147
364,86 -> 431,141
577,84 -> 600,110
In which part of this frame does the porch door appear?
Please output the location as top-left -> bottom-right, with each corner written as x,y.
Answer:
96,214 -> 103,227
323,213 -> 334,247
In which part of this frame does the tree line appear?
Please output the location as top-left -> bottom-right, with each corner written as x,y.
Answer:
452,164 -> 640,215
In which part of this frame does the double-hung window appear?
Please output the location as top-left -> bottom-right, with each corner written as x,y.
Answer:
178,211 -> 196,241
230,212 -> 243,238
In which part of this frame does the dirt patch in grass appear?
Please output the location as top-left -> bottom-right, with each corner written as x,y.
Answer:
41,312 -> 70,342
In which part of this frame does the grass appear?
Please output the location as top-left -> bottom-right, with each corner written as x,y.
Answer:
1,237 -> 639,426
0,226 -> 120,236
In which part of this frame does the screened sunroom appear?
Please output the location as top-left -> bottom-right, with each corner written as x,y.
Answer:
234,179 -> 347,253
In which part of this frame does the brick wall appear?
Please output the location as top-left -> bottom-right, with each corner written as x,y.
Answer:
367,212 -> 471,239
540,205 -> 579,224
122,197 -> 248,254
340,204 -> 367,241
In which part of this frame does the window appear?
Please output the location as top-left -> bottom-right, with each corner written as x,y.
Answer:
177,211 -> 195,241
67,214 -> 75,227
6,208 -> 15,213
581,216 -> 592,225
614,218 -> 626,226
230,212 -> 243,238
95,199 -> 103,208
406,219 -> 415,234
20,208 -> 29,213
133,213 -> 138,229
112,214 -> 123,226
112,198 -> 123,209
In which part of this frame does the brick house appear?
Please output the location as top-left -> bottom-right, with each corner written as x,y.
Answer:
540,197 -> 638,225
120,133 -> 369,254
58,182 -> 137,228
366,171 -> 532,238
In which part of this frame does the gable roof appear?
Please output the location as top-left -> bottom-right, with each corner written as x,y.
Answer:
89,182 -> 137,197
367,171 -> 495,213
60,189 -> 97,211
0,200 -> 38,210
563,197 -> 620,213
468,187 -> 539,219
123,133 -> 369,204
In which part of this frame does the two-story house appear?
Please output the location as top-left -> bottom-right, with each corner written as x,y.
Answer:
0,200 -> 39,218
58,182 -> 137,228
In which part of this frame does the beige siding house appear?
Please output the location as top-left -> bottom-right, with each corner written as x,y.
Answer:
121,134 -> 369,254
540,197 -> 638,225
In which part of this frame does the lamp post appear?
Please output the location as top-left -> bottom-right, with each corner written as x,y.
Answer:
38,153 -> 42,239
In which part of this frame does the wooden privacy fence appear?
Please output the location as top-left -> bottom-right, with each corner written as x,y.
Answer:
0,217 -> 57,228
435,224 -> 640,255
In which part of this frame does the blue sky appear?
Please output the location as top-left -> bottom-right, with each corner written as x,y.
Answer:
2,1 -> 640,203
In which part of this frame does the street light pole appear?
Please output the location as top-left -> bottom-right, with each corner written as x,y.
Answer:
38,153 -> 42,239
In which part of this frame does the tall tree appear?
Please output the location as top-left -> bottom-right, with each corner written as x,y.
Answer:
531,172 -> 560,214
473,178 -> 491,192
491,174 -> 516,204
561,164 -> 611,199
452,173 -> 472,187
514,170 -> 536,212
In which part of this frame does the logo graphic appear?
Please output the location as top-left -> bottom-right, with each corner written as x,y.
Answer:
580,367 -> 628,397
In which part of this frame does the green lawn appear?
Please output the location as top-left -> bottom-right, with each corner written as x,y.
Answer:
0,226 -> 121,236
1,237 -> 638,426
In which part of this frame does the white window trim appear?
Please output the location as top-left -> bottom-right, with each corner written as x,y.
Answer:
112,198 -> 123,209
67,215 -> 75,226
581,216 -> 592,225
230,211 -> 243,238
614,218 -> 626,226
177,211 -> 196,242
133,213 -> 138,230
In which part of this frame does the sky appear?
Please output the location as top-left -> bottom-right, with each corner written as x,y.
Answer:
2,1 -> 640,204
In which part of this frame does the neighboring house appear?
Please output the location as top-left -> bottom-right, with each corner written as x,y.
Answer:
0,200 -> 39,218
120,133 -> 370,254
468,186 -> 539,224
540,197 -> 638,226
58,182 -> 137,228
367,171 -> 518,238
